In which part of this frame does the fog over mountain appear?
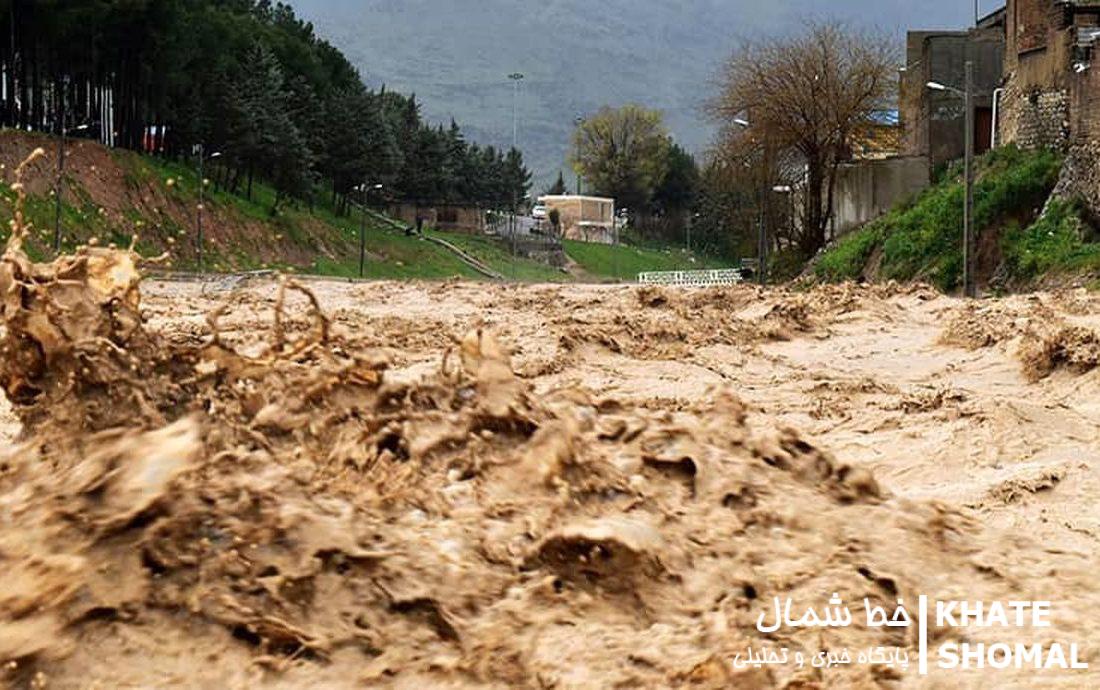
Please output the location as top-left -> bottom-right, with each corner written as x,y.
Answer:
289,0 -> 991,186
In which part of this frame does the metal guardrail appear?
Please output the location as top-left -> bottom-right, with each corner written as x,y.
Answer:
637,268 -> 745,287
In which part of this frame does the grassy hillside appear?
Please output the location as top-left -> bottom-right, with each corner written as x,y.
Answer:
563,240 -> 726,280
0,130 -> 486,279
0,130 -> 727,282
815,146 -> 1100,291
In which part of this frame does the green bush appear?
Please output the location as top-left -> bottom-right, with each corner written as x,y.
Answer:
1002,199 -> 1100,278
815,224 -> 883,281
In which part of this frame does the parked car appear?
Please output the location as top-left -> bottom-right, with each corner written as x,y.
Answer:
531,204 -> 548,220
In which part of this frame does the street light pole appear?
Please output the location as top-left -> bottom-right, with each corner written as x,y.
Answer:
357,183 -> 383,278
509,73 -> 524,151
964,61 -> 975,298
55,87 -> 66,253
926,68 -> 976,298
574,116 -> 585,195
733,117 -> 770,285
508,72 -> 524,271
195,145 -> 221,274
359,196 -> 367,278
757,194 -> 767,285
54,109 -> 90,252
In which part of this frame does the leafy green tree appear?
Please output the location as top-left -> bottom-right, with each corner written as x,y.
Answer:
653,144 -> 699,214
569,104 -> 672,213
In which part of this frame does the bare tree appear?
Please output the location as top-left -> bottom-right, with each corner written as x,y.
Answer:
711,21 -> 898,255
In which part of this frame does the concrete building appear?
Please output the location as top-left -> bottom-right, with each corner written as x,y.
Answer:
537,195 -> 615,244
832,157 -> 931,236
900,9 -> 1007,174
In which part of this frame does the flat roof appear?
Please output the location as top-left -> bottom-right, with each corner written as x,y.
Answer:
538,195 -> 614,203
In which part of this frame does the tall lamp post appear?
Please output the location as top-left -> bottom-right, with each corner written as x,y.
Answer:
54,120 -> 90,253
928,62 -> 975,298
733,117 -> 772,285
195,145 -> 221,274
507,72 -> 524,258
54,74 -> 90,252
574,116 -> 585,195
508,72 -> 524,151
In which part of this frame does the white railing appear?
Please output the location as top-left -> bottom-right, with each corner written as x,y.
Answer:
637,268 -> 745,287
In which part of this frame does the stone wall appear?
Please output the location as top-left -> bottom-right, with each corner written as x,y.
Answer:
1051,140 -> 1100,221
998,82 -> 1071,150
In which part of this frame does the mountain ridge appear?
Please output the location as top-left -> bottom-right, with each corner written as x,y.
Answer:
289,0 -> 985,187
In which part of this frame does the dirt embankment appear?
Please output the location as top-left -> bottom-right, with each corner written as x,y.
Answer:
0,131 -> 349,269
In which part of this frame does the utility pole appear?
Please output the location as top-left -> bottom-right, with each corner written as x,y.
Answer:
964,60 -> 975,298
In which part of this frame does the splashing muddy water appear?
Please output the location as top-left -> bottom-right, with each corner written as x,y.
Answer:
1,161 -> 1100,688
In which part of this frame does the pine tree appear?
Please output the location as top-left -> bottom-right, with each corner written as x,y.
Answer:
548,171 -> 567,195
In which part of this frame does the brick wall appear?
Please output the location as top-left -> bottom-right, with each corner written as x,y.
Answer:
1071,57 -> 1100,143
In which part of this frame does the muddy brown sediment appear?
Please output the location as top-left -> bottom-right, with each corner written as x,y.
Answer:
1,157 -> 1099,687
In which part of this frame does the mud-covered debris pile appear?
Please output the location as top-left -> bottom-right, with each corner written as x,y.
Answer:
0,169 -> 1088,687
940,294 -> 1100,381
553,281 -> 919,361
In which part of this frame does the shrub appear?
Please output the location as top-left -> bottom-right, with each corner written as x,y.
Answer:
1002,199 -> 1100,278
815,224 -> 883,281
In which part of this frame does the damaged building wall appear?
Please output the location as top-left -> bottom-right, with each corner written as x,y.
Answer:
999,0 -> 1077,149
1001,0 -> 1100,217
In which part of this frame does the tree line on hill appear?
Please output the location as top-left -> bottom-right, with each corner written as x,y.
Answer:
0,0 -> 530,214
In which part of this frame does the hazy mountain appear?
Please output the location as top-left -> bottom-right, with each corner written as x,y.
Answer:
289,0 -> 986,188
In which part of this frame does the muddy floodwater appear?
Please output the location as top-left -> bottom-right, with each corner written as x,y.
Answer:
2,225 -> 1100,688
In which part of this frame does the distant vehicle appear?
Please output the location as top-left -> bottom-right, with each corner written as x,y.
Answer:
531,204 -> 548,220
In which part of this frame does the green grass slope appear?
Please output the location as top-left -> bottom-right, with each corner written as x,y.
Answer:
816,146 -> 1100,291
563,240 -> 728,281
0,130 -> 731,282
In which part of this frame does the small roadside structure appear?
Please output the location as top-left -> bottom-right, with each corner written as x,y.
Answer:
538,195 -> 615,244
388,204 -> 486,234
